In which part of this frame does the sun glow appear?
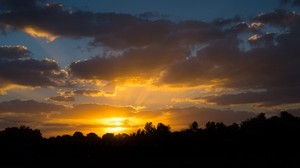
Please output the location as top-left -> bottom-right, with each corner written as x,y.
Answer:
105,117 -> 126,126
100,117 -> 129,133
104,127 -> 127,133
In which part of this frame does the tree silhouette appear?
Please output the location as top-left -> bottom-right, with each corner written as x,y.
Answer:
86,132 -> 100,141
0,125 -> 42,144
156,122 -> 171,134
144,122 -> 156,134
102,133 -> 114,144
190,121 -> 199,131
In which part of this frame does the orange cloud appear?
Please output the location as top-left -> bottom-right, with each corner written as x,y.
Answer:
23,27 -> 58,42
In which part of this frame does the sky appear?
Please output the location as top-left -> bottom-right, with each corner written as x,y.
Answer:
1,0 -> 300,137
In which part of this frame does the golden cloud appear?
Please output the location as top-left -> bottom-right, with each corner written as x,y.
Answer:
23,27 -> 58,42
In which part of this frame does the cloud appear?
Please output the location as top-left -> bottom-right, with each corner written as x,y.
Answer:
23,26 -> 58,42
198,87 -> 300,107
0,99 -> 66,113
159,39 -> 241,86
72,89 -> 115,97
48,88 -> 116,102
48,95 -> 75,102
254,9 -> 298,26
280,0 -> 300,6
158,12 -> 300,106
0,0 -> 170,48
248,32 -> 276,46
0,57 -> 69,87
0,45 -> 31,60
164,37 -> 300,104
212,16 -> 242,27
0,45 -> 71,91
230,22 -> 249,33
69,44 -> 189,81
0,0 -> 223,49
1,0 -> 300,108
67,9 -> 300,107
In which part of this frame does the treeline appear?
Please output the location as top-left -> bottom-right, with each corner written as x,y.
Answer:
1,111 -> 300,167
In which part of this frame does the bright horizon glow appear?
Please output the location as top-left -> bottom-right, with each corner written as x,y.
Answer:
104,126 -> 127,134
98,117 -> 132,134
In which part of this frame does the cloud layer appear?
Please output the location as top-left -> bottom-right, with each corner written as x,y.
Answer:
0,45 -> 71,92
1,0 -> 300,108
0,99 -> 66,113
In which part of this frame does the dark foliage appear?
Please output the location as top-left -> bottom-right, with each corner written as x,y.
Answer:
1,112 -> 300,167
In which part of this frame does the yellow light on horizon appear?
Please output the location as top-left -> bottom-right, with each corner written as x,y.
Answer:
99,117 -> 127,125
104,126 -> 127,134
98,117 -> 129,133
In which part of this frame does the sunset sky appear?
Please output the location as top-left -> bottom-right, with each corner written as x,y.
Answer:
1,0 -> 300,137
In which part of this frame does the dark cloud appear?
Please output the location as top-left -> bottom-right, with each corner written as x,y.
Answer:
280,0 -> 300,6
199,87 -> 300,107
0,99 -> 66,113
248,32 -> 277,46
0,45 -> 71,90
0,0 -> 39,11
0,0 -> 222,49
0,0 -> 171,49
159,39 -> 241,86
0,57 -> 69,88
73,89 -> 102,95
69,9 -> 300,107
212,16 -> 242,27
73,89 -> 114,96
161,31 -> 300,104
230,22 -> 249,33
0,45 -> 31,60
159,13 -> 300,106
48,95 -> 75,102
254,9 -> 298,26
70,44 -> 189,81
48,89 -> 115,102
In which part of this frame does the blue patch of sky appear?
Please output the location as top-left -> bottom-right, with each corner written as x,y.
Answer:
0,30 -> 104,67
